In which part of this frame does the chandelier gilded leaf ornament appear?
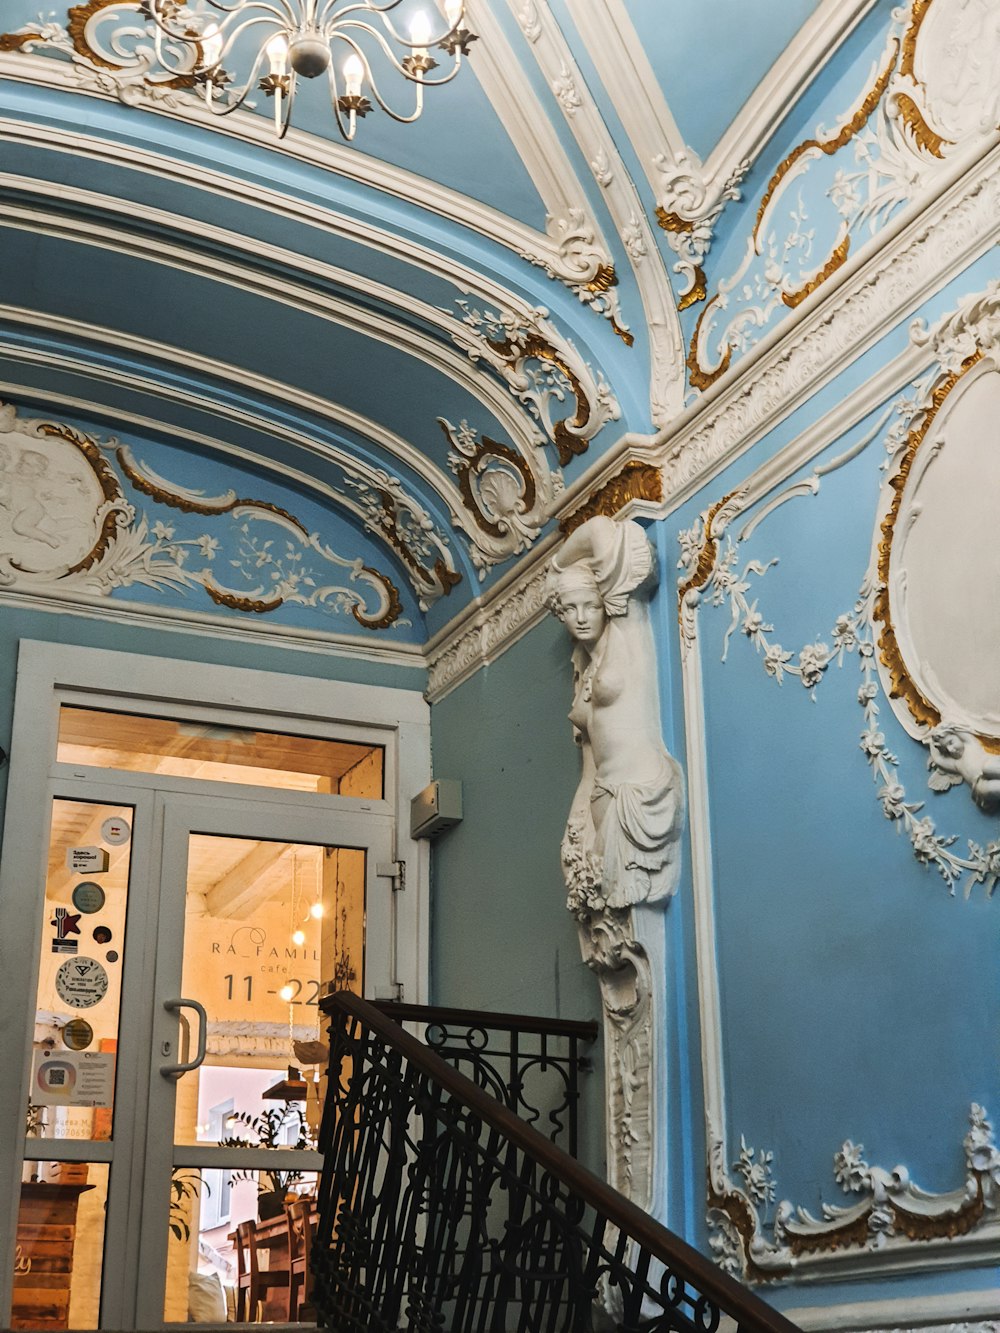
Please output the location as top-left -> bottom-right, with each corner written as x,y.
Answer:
140,0 -> 477,138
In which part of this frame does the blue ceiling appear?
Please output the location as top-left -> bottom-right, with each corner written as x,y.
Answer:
0,0 -> 873,649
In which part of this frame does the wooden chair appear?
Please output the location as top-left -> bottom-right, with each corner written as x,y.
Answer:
285,1197 -> 315,1321
234,1219 -> 290,1322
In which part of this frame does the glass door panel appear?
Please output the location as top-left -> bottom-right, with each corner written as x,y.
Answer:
173,835 -> 366,1149
30,800 -> 135,1144
138,796 -> 393,1330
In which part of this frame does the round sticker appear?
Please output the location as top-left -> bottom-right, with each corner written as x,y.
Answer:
106,950 -> 119,964
72,882 -> 106,914
55,957 -> 109,1010
92,926 -> 113,945
62,1018 -> 94,1051
101,817 -> 131,846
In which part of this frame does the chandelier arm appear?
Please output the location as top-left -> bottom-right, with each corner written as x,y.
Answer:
201,29 -> 275,114
147,0 -> 295,47
331,20 -> 461,91
317,0 -> 463,49
326,57 -> 359,142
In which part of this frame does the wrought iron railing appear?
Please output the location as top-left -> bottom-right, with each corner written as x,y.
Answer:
315,990 -> 801,1333
371,999 -> 598,1158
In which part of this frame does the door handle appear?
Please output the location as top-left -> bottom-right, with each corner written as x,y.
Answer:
160,997 -> 208,1078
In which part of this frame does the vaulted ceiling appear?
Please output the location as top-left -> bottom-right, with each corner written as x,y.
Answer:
0,0 -> 882,648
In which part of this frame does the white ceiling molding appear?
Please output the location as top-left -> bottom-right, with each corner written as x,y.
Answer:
504,0 -> 684,426
0,582 -> 426,668
0,357 -> 469,602
426,134 -> 1000,691
651,135 -> 1000,512
425,546 -> 554,701
0,54 -> 579,286
0,186 -> 545,451
460,2 -> 626,334
0,310 -> 469,519
708,0 -> 878,196
572,0 -> 877,307
0,114 -> 552,318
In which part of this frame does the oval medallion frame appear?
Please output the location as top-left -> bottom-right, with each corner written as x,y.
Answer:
874,347 -> 1000,811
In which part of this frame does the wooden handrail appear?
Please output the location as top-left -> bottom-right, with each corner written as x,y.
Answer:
320,989 -> 799,1333
370,998 -> 600,1042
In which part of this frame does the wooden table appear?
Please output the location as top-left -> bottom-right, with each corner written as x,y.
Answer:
12,1183 -> 95,1330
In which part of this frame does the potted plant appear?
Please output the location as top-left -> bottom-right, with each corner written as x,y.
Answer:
220,1105 -> 312,1220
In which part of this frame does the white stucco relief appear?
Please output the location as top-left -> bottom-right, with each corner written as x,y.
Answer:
0,403 -> 407,630
547,515 -> 685,1212
675,282 -> 1000,1284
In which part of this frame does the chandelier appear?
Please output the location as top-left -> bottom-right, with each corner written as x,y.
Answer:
145,0 -> 477,140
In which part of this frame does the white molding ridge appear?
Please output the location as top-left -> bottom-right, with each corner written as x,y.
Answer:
786,1290 -> 1000,1333
0,583 -> 426,669
505,0 -> 685,425
0,54 -> 581,296
573,0 -> 876,299
425,553 -> 552,702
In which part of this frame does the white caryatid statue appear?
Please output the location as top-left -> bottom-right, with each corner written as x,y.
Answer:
548,514 -> 685,1216
548,515 -> 684,913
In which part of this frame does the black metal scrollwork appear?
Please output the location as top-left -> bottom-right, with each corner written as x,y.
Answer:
314,992 -> 800,1333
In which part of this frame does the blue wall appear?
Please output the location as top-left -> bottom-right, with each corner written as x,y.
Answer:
653,249 -> 1000,1310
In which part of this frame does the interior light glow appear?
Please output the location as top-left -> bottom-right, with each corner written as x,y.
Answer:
279,983 -> 295,1002
291,928 -> 306,947
410,11 -> 432,49
309,902 -> 325,919
343,52 -> 364,96
266,32 -> 289,73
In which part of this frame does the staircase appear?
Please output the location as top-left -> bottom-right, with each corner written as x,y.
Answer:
314,991 -> 800,1333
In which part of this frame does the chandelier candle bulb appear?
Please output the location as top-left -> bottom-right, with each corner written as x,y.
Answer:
343,53 -> 364,97
410,11 -> 432,57
145,0 -> 476,140
266,33 -> 289,74
291,929 -> 306,948
309,902 -> 324,919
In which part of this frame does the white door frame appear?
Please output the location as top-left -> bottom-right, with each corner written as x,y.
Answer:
0,640 -> 431,1328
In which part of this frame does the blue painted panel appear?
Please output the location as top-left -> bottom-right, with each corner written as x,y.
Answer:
653,255 -> 1000,1294
623,0 -> 821,161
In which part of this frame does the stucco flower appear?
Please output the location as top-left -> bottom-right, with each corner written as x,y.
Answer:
196,535 -> 220,559
798,642 -> 829,688
878,783 -> 906,820
676,523 -> 703,571
860,728 -> 885,758
151,520 -> 175,541
763,643 -> 792,682
910,817 -> 940,863
829,169 -> 862,217
832,614 -> 857,652
858,681 -> 879,705
834,1140 -> 869,1193
742,606 -> 765,637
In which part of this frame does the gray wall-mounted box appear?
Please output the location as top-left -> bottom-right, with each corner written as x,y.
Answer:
410,780 -> 463,839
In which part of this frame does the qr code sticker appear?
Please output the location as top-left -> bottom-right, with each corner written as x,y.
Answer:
48,1069 -> 66,1086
